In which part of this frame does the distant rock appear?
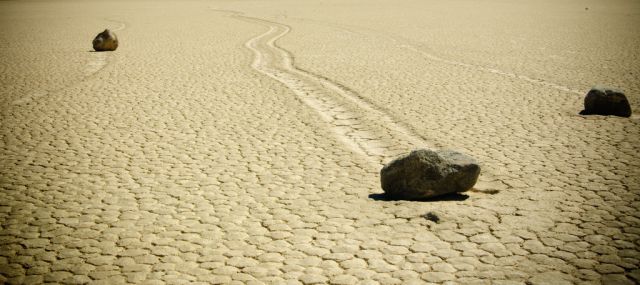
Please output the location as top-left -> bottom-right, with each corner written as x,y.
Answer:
380,149 -> 480,200
93,29 -> 118,51
579,86 -> 631,117
423,211 -> 440,223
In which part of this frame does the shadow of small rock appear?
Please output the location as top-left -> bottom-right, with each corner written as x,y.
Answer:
469,188 -> 500,194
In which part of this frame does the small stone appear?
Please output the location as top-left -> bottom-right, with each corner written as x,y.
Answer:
93,29 -> 118,51
580,86 -> 631,117
423,212 -> 440,223
380,149 -> 480,200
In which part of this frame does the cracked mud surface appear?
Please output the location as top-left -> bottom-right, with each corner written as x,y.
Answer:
2,0 -> 639,284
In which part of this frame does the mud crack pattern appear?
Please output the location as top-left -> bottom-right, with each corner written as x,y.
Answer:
1,2 -> 639,285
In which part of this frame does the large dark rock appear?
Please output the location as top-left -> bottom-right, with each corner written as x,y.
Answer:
93,29 -> 118,51
380,149 -> 480,200
580,86 -> 631,117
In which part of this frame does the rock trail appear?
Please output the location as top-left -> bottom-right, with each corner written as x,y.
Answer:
12,19 -> 126,105
84,20 -> 126,76
234,14 -> 509,192
235,14 -> 507,192
238,15 -> 430,168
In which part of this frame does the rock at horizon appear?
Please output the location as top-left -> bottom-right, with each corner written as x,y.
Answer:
93,29 -> 118,52
580,86 -> 631,117
380,149 -> 480,200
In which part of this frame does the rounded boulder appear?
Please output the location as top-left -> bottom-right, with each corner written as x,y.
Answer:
580,86 -> 631,117
380,149 -> 480,200
92,29 -> 118,51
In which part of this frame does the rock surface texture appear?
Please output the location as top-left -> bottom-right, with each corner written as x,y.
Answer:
92,29 -> 118,51
380,149 -> 481,200
580,86 -> 632,117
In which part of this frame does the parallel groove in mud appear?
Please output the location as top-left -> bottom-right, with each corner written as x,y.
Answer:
238,15 -> 429,167
226,12 -> 505,192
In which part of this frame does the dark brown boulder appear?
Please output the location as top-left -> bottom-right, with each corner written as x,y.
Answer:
380,149 -> 480,200
93,29 -> 118,51
580,86 -> 631,117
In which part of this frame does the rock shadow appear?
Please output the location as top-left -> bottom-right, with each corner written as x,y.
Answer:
368,192 -> 469,202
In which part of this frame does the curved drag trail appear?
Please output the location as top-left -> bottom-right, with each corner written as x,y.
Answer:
12,19 -> 127,105
237,15 -> 430,168
84,20 -> 126,75
215,10 -> 506,192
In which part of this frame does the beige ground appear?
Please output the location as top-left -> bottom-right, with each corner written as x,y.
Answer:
1,0 -> 639,284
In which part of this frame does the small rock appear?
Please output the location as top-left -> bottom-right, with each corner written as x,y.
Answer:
423,212 -> 440,223
93,29 -> 118,51
579,86 -> 631,117
380,149 -> 480,200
